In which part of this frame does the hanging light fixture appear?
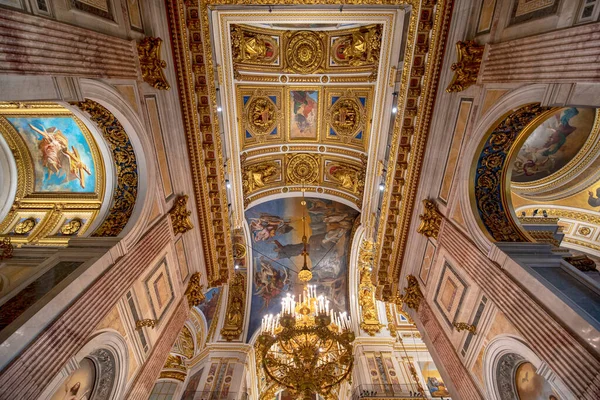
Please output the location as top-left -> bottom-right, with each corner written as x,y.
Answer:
256,191 -> 355,399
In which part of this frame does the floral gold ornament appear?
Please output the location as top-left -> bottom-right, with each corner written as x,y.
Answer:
453,322 -> 476,334
60,218 -> 83,235
286,153 -> 319,185
417,199 -> 442,239
446,40 -> 484,93
169,195 -> 194,234
385,303 -> 397,339
159,370 -> 186,382
221,272 -> 246,341
284,30 -> 325,74
578,226 -> 592,236
243,162 -> 280,194
74,99 -> 138,237
231,25 -> 279,65
400,275 -> 423,311
233,242 -> 247,259
137,37 -> 170,90
474,104 -> 552,242
14,218 -> 36,235
358,241 -> 383,336
0,237 -> 13,261
245,96 -> 278,138
185,272 -> 205,307
135,319 -> 158,330
329,97 -> 363,139
330,25 -> 382,67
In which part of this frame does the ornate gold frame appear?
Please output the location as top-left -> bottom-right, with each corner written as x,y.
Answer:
0,104 -> 105,245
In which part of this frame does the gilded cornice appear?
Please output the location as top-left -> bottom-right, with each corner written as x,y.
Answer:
375,0 -> 455,300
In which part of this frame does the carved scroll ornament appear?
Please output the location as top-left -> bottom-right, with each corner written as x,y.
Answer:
446,40 -> 484,93
400,275 -> 423,312
417,199 -> 442,239
185,272 -> 205,307
169,195 -> 194,234
358,241 -> 383,336
137,37 -> 170,90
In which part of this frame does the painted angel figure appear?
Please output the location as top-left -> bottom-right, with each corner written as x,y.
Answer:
29,124 -> 91,189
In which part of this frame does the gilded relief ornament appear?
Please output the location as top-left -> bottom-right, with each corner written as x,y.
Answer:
453,322 -> 477,334
327,163 -> 363,194
400,275 -> 423,312
0,237 -> 13,261
60,218 -> 82,235
243,162 -> 280,194
164,354 -> 186,372
329,97 -> 363,139
358,241 -> 383,336
169,195 -> 194,234
185,272 -> 205,307
14,218 -> 36,235
417,199 -> 442,239
137,37 -> 170,90
286,153 -> 319,185
474,104 -> 551,242
446,40 -> 484,93
284,31 -> 325,74
231,25 -> 279,65
135,319 -> 158,330
331,25 -> 382,67
221,272 -> 246,341
245,96 -> 278,138
74,99 -> 138,237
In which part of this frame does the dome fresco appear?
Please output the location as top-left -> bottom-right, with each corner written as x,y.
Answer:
511,107 -> 597,184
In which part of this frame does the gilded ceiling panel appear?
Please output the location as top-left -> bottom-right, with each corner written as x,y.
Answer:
237,85 -> 372,151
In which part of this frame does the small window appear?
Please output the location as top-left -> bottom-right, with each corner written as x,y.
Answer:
148,381 -> 178,400
576,0 -> 600,24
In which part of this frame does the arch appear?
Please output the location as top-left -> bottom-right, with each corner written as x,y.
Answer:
483,335 -> 572,400
76,79 -> 157,248
0,133 -> 17,222
458,83 -> 600,251
41,330 -> 129,400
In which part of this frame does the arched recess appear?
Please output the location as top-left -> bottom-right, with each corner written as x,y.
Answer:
458,84 -> 600,251
483,335 -> 573,400
40,330 -> 129,400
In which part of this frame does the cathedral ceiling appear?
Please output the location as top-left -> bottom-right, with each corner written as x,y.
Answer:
166,0 -> 454,300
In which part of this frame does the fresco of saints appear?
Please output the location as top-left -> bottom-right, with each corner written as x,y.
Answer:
249,213 -> 293,241
291,91 -> 317,137
254,258 -> 289,310
29,124 -> 91,189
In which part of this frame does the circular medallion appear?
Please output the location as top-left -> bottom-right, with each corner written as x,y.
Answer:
329,98 -> 362,137
14,217 -> 36,235
578,226 -> 591,236
285,31 -> 325,74
245,96 -> 277,136
61,218 -> 83,235
233,242 -> 247,259
286,153 -> 319,185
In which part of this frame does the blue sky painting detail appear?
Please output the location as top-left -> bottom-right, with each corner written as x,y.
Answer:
7,116 -> 96,193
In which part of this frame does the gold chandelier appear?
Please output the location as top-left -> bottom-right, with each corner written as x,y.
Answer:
257,195 -> 355,399
257,283 -> 355,399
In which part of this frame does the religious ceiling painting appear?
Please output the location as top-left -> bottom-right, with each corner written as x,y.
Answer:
514,362 -> 560,400
50,357 -> 96,400
245,197 -> 359,340
289,89 -> 320,141
0,103 -> 105,246
196,287 -> 222,340
418,361 -> 450,397
511,108 -> 598,184
5,116 -> 97,193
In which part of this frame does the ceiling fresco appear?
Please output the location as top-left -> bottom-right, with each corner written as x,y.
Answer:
511,107 -> 598,184
245,197 -> 359,340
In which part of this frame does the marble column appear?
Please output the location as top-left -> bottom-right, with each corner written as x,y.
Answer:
480,22 -> 600,83
0,217 -> 172,400
126,299 -> 190,400
0,8 -> 139,79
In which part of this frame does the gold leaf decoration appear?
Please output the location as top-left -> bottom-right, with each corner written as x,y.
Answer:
417,199 -> 442,239
446,40 -> 484,93
169,195 -> 194,235
137,37 -> 170,90
185,272 -> 205,308
220,272 -> 246,341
